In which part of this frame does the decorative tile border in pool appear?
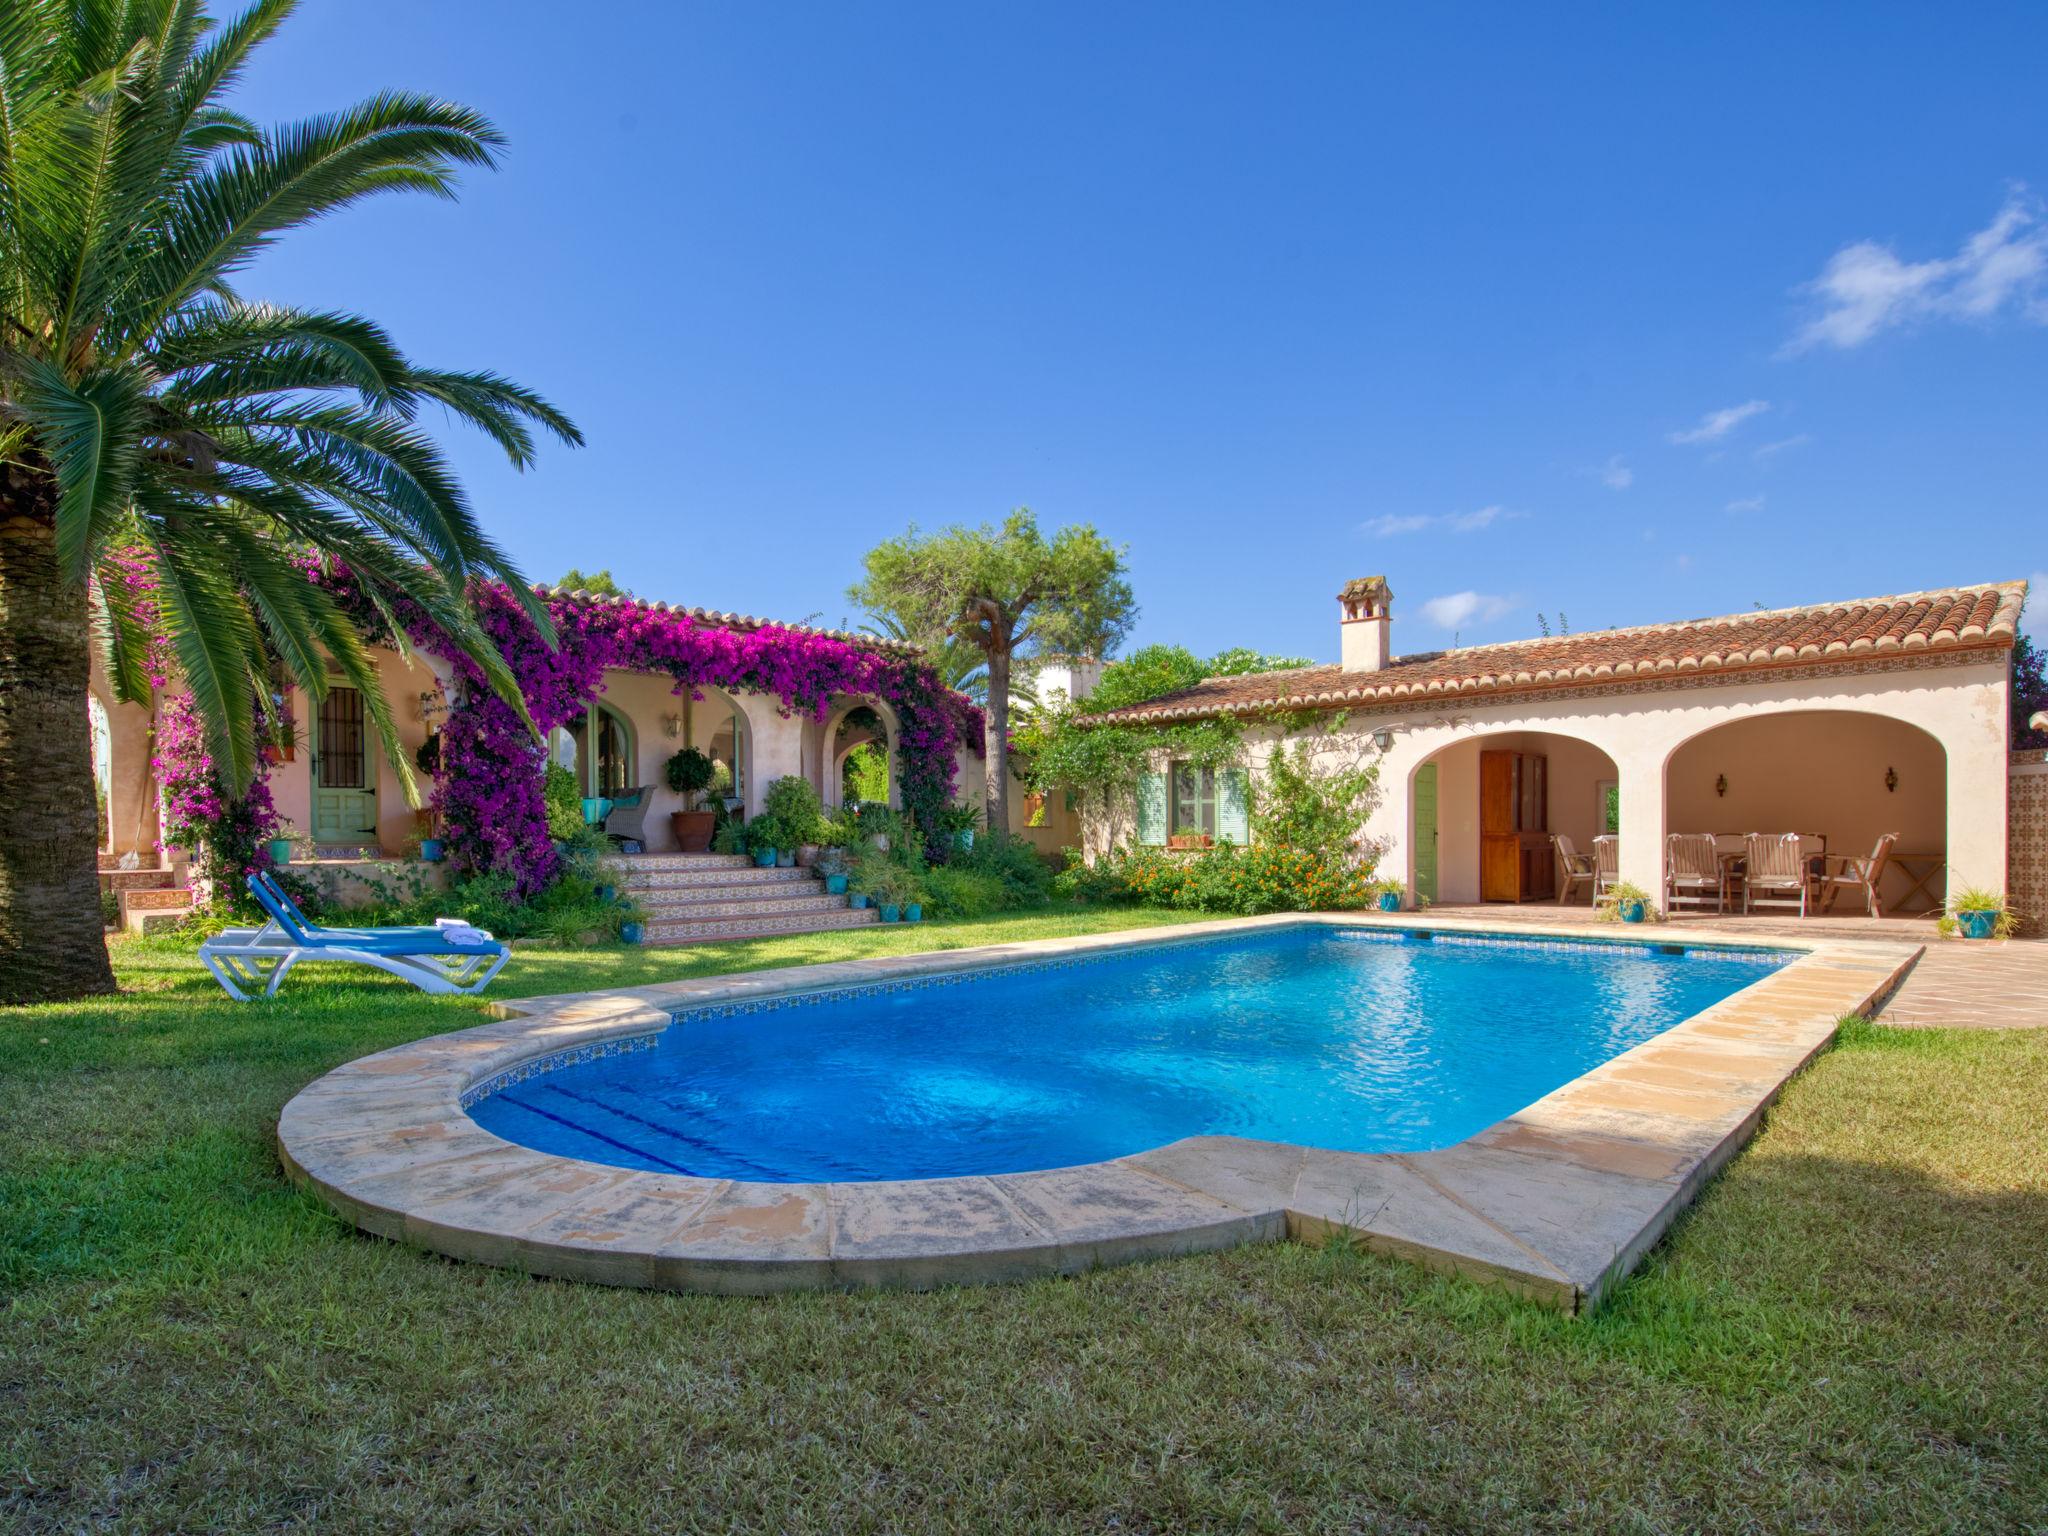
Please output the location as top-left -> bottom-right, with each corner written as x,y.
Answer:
460,1032 -> 659,1111
276,911 -> 1918,1314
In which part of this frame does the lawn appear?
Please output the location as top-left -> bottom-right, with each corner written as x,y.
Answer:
3,914 -> 2044,1533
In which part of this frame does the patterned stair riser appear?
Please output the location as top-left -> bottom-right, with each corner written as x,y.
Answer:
634,894 -> 853,919
604,853 -> 757,874
614,868 -> 820,892
99,869 -> 176,893
644,908 -> 883,945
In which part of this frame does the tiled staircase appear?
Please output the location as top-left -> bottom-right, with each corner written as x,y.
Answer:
99,852 -> 195,933
609,853 -> 878,946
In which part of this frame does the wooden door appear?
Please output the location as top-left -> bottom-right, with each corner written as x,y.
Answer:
312,686 -> 378,844
1480,751 -> 1519,901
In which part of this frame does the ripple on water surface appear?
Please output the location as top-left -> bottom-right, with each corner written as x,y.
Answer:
469,927 -> 1788,1182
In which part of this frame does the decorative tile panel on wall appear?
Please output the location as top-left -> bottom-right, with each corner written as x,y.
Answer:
2009,755 -> 2048,939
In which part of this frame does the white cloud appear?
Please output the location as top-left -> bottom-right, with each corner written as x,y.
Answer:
1595,455 -> 1633,490
1788,190 -> 2048,352
1419,591 -> 1517,631
1361,505 -> 1511,538
1753,434 -> 1810,461
1668,400 -> 1770,445
1726,495 -> 1766,514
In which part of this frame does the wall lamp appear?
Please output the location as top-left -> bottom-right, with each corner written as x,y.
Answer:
1370,728 -> 1395,752
1714,773 -> 1728,798
662,712 -> 686,740
1885,765 -> 1898,793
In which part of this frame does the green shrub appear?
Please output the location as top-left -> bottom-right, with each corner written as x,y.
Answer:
542,761 -> 584,843
1059,843 -> 1369,915
952,829 -> 1053,907
922,866 -> 1006,919
762,776 -> 826,845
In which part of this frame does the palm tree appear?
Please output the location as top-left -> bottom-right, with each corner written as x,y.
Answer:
0,0 -> 580,1003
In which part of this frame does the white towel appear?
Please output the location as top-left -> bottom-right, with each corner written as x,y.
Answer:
434,918 -> 494,946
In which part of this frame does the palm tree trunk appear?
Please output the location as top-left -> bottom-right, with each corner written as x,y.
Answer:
0,464 -> 118,1003
983,646 -> 1010,834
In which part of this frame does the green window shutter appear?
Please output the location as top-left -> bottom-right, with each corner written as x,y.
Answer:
1136,771 -> 1168,846
1216,767 -> 1250,845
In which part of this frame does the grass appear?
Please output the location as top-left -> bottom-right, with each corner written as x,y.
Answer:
3,917 -> 2045,1532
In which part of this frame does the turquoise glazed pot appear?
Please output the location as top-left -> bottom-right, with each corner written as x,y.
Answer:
419,838 -> 444,863
849,892 -> 869,909
753,847 -> 777,868
1956,908 -> 1998,939
824,874 -> 848,894
266,837 -> 292,867
1376,892 -> 1400,912
619,920 -> 644,945
880,903 -> 901,923
953,830 -> 975,853
904,902 -> 922,923
1619,898 -> 1647,924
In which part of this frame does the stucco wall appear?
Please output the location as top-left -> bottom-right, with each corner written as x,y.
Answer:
1073,652 -> 2012,913
88,648 -> 159,860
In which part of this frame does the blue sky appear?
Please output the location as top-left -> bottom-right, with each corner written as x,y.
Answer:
237,2 -> 2047,661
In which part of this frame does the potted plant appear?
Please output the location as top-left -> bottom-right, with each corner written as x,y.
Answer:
1368,875 -> 1403,913
419,835 -> 445,863
763,776 -> 827,866
815,846 -> 850,895
939,801 -> 981,853
1939,887 -> 2017,941
1599,880 -> 1654,924
711,818 -> 747,856
747,812 -> 786,868
265,821 -> 299,867
1168,832 -> 1213,851
664,746 -> 718,852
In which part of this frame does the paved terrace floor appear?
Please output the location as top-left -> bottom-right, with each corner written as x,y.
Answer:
1425,903 -> 2047,1031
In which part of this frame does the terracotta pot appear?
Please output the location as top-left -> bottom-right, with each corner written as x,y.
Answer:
669,810 -> 715,852
796,843 -> 821,867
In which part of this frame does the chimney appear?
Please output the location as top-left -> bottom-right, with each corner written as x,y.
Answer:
1338,576 -> 1392,672
1036,655 -> 1102,706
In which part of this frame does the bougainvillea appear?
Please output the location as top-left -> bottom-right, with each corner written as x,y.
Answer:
152,694 -> 282,913
317,568 -> 984,892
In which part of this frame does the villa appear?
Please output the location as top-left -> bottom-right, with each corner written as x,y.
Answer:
1074,576 -> 2043,932
88,583 -> 1041,938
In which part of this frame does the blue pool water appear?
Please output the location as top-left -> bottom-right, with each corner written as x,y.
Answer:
469,927 -> 1787,1182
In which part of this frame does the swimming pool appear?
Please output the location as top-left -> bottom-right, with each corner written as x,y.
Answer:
468,926 -> 1788,1183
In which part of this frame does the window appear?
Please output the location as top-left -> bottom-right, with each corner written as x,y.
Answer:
1172,762 -> 1218,838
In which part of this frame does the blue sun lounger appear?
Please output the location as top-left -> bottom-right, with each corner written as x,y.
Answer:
198,874 -> 512,1001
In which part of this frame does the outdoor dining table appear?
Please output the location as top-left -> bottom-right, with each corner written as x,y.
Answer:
1884,851 -> 1947,914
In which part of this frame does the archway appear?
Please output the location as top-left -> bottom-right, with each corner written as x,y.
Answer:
823,698 -> 899,810
1662,710 -> 1947,916
1408,729 -> 1621,906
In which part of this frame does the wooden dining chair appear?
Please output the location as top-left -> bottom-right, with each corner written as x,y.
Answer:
1743,833 -> 1812,916
1553,834 -> 1596,905
1591,834 -> 1620,901
1820,833 -> 1898,918
1665,833 -> 1724,914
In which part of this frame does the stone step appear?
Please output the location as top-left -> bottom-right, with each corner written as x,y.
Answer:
608,853 -> 757,874
634,891 -> 851,919
644,906 -> 882,946
613,865 -> 821,891
99,868 -> 176,893
99,851 -> 161,872
120,885 -> 194,935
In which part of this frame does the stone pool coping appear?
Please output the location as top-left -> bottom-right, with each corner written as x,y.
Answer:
276,913 -> 1917,1313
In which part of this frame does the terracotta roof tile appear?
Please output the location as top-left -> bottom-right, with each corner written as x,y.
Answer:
531,585 -> 919,656
1079,580 -> 2028,724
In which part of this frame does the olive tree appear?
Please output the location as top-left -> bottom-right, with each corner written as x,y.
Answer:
850,509 -> 1133,830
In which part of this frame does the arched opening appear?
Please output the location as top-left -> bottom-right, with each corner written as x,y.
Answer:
1662,710 -> 1946,918
1408,729 -> 1621,906
549,699 -> 637,799
89,694 -> 112,852
824,699 -> 897,810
